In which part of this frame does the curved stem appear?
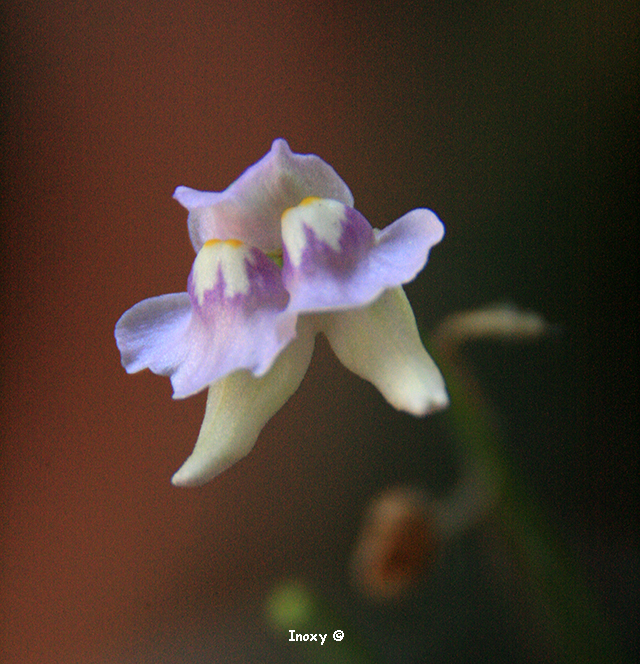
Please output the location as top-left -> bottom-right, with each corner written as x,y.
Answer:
428,334 -> 629,664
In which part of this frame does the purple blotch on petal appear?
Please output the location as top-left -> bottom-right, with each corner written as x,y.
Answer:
282,203 -> 445,314
188,247 -> 289,317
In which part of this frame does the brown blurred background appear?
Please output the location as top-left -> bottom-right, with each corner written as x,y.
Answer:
1,1 -> 637,662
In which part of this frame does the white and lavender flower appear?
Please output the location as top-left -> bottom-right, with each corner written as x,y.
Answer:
115,139 -> 448,487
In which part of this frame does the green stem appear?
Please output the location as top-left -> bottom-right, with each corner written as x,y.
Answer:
429,341 -> 629,663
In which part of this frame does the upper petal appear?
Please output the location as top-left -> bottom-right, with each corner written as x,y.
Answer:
115,240 -> 298,399
174,139 -> 354,254
281,198 -> 445,314
319,288 -> 449,416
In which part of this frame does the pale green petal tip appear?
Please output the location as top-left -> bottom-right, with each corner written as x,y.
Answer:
392,367 -> 449,416
171,453 -> 238,488
322,288 -> 450,418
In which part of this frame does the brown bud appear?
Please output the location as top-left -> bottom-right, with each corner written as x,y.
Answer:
350,487 -> 441,602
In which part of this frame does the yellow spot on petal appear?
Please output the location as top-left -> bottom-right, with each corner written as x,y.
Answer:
203,238 -> 243,248
281,197 -> 322,221
299,196 -> 321,206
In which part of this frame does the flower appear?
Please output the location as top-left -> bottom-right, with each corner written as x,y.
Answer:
115,139 -> 448,487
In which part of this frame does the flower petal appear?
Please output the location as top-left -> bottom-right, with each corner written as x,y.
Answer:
281,198 -> 444,314
171,320 -> 317,487
372,207 -> 445,280
173,139 -> 354,254
115,240 -> 298,399
319,288 -> 449,416
115,292 -> 192,377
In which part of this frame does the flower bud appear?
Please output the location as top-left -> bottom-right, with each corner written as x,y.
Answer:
350,487 -> 442,602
